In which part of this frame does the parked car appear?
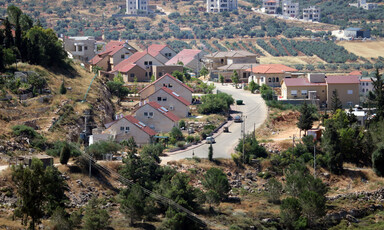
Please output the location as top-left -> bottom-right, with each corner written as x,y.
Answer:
234,115 -> 243,123
206,136 -> 216,144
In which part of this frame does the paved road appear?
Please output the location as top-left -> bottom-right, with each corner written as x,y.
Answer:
161,83 -> 268,163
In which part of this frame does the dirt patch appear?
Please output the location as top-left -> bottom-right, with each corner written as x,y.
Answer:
339,41 -> 384,59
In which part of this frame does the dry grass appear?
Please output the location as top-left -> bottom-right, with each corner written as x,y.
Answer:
339,40 -> 384,59
260,55 -> 326,65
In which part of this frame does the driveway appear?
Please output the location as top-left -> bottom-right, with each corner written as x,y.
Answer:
161,83 -> 268,164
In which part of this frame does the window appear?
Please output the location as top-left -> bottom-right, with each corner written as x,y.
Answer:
121,54 -> 124,59
84,46 -> 88,50
157,97 -> 162,101
301,90 -> 307,95
276,77 -> 279,82
144,112 -> 148,116
268,78 -> 272,82
120,127 -> 124,131
144,61 -> 148,65
162,97 -> 167,101
291,90 -> 298,96
168,83 -> 173,88
158,72 -> 162,77
347,90 -> 353,95
130,73 -> 135,78
347,102 -> 353,107
149,112 -> 153,117
125,127 -> 130,134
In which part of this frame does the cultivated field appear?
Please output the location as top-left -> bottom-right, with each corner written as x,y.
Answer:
339,40 -> 384,59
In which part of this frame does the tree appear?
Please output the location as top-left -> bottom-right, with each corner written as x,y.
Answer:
121,137 -> 137,155
60,80 -> 67,94
323,122 -> 344,175
299,191 -> 326,226
219,74 -> 225,85
202,168 -> 230,200
370,69 -> 384,121
280,197 -> 302,229
249,80 -> 259,93
205,190 -> 220,209
200,66 -> 209,77
296,102 -> 317,136
235,134 -> 267,164
87,140 -> 121,159
372,142 -> 384,177
3,17 -> 14,48
170,126 -> 184,142
106,81 -> 130,104
265,178 -> 283,204
151,74 -> 156,82
60,142 -> 71,165
179,120 -> 186,129
208,143 -> 213,161
3,48 -> 16,66
83,197 -> 110,230
12,158 -> 68,229
231,70 -> 239,88
0,47 -> 4,71
172,70 -> 184,82
330,90 -> 343,114
119,183 -> 146,226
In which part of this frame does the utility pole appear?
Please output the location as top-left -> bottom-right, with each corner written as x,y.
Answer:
89,154 -> 92,178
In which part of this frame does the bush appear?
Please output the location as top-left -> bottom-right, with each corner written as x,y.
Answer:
47,141 -> 81,157
60,143 -> 71,165
280,197 -> 302,229
176,141 -> 186,148
170,127 -> 184,142
12,125 -> 38,138
265,178 -> 282,203
179,120 -> 186,129
186,135 -> 195,143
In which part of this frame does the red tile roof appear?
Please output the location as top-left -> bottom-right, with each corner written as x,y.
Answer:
105,41 -> 125,50
123,115 -> 157,136
284,78 -> 326,87
113,51 -> 148,72
246,64 -> 298,74
160,86 -> 191,106
360,78 -> 372,82
147,44 -> 168,57
138,73 -> 194,94
145,101 -> 180,122
325,75 -> 360,84
112,63 -> 140,73
89,55 -> 103,65
349,70 -> 363,76
165,49 -> 202,66
104,115 -> 156,136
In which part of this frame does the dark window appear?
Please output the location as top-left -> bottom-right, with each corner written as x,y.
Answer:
121,55 -> 124,59
84,46 -> 88,50
157,97 -> 161,101
130,73 -> 135,78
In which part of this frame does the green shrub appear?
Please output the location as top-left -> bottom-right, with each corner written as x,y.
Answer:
186,135 -> 195,143
176,141 -> 185,148
46,141 -> 81,157
12,125 -> 38,138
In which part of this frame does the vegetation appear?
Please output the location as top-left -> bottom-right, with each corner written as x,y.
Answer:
198,92 -> 234,114
235,134 -> 268,164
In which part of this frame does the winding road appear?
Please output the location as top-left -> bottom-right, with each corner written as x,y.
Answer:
161,83 -> 268,163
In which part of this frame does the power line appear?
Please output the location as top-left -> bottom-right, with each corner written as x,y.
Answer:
81,153 -> 210,228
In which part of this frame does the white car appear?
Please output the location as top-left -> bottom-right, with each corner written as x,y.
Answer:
206,136 -> 216,144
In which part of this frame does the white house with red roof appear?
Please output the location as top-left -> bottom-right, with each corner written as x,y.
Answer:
89,40 -> 137,71
139,73 -> 194,103
165,49 -> 206,74
246,64 -> 298,87
135,101 -> 180,133
89,115 -> 156,145
144,87 -> 190,118
147,44 -> 177,64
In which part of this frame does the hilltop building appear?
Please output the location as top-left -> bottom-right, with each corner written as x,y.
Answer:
349,0 -> 378,10
206,0 -> 238,13
63,36 -> 97,63
282,0 -> 299,18
246,64 -> 298,87
262,0 -> 280,14
344,27 -> 371,39
303,6 -> 321,22
126,0 -> 149,15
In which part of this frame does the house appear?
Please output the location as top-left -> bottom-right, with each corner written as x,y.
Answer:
146,44 -> 177,64
303,6 -> 321,22
280,74 -> 327,105
349,0 -> 378,10
126,0 -> 149,14
347,107 -> 368,126
343,28 -> 371,39
349,71 -> 373,96
111,51 -> 164,81
165,49 -> 206,74
63,36 -> 97,63
203,50 -> 259,80
282,0 -> 299,18
280,73 -> 360,108
89,115 -> 156,145
326,75 -> 360,108
206,0 -> 238,13
144,87 -> 190,118
246,64 -> 298,87
139,73 -> 194,103
135,101 -> 179,133
89,41 -> 137,72
20,155 -> 54,168
262,0 -> 280,14
152,65 -> 184,80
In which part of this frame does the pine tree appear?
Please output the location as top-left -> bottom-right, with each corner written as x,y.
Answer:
330,89 -> 342,114
119,183 -> 145,226
3,17 -> 14,48
371,69 -> 384,121
59,142 -> 70,165
219,74 -> 225,85
323,122 -> 343,175
208,143 -> 213,161
60,80 -> 67,94
231,70 -> 239,88
0,47 -> 4,71
296,102 -> 315,136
